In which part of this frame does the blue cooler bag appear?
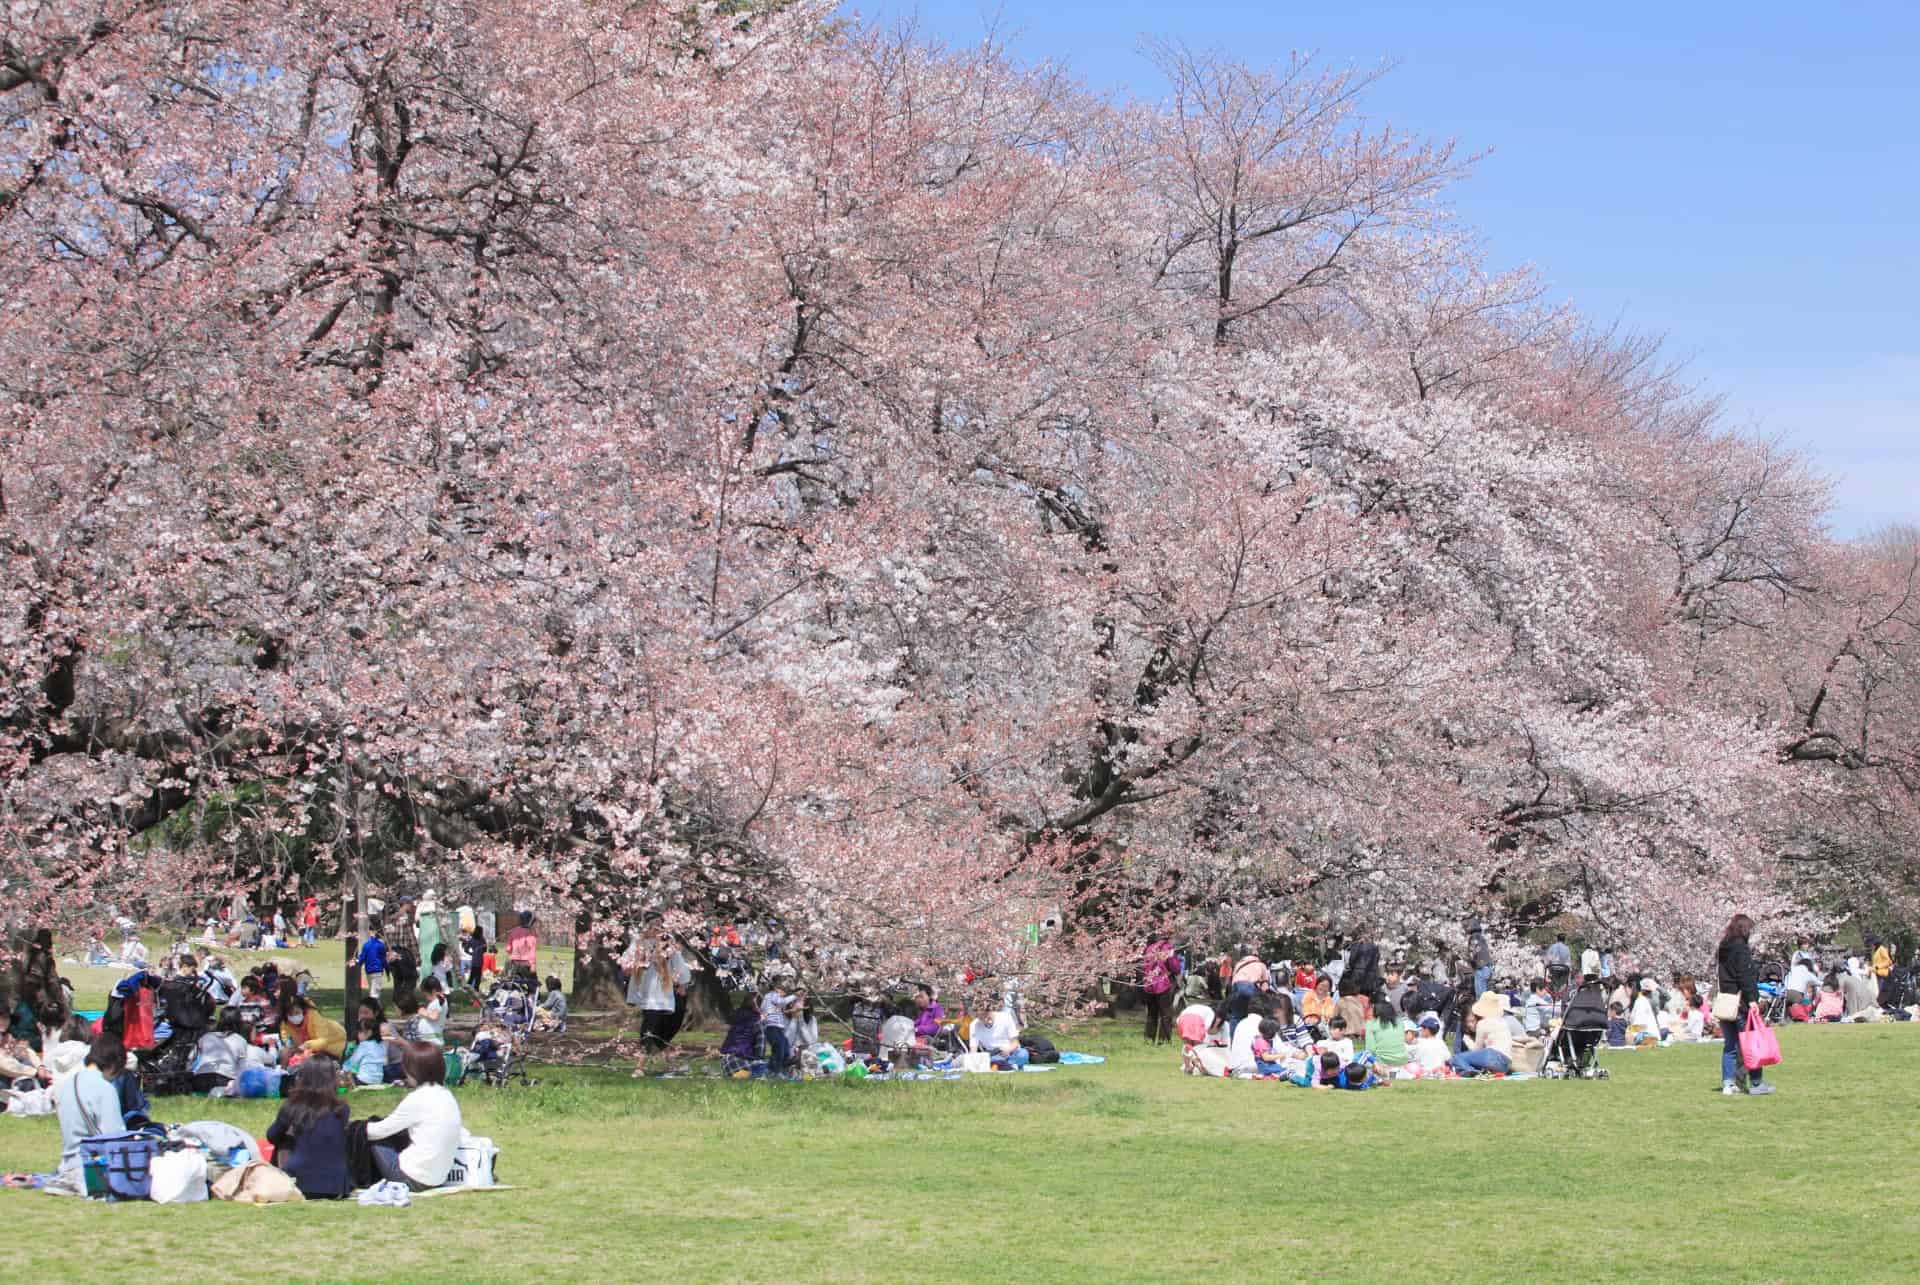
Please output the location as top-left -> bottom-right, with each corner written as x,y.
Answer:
80,1130 -> 168,1200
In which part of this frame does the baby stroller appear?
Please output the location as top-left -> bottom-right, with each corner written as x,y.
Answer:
848,999 -> 886,1058
1881,966 -> 1916,1017
484,977 -> 538,1041
467,1023 -> 533,1087
1542,979 -> 1610,1080
1758,981 -> 1789,1025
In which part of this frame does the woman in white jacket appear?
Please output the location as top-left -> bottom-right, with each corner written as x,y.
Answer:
365,1041 -> 463,1190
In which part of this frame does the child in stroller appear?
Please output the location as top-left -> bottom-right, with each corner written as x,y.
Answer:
467,1014 -> 530,1087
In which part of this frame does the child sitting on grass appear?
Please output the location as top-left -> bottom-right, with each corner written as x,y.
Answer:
1813,975 -> 1845,1022
1408,1015 -> 1449,1073
342,1019 -> 386,1086
534,975 -> 567,1032
1605,1002 -> 1628,1047
1319,1015 -> 1355,1065
719,993 -> 762,1077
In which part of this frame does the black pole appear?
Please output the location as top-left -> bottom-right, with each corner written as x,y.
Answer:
344,932 -> 362,1048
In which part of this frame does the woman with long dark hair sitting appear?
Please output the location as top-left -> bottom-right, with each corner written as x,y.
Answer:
264,1056 -> 353,1198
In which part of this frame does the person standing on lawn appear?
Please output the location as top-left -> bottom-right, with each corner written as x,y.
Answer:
504,910 -> 540,981
1342,928 -> 1382,1000
1141,936 -> 1181,1045
1717,913 -> 1773,1096
1467,914 -> 1494,997
356,922 -> 389,999
627,920 -> 692,1078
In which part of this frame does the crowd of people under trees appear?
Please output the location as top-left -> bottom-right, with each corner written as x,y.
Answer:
0,894 -> 560,1199
1139,913 -> 1915,1095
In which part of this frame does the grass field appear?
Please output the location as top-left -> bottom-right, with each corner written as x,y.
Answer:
2,1011 -> 1915,1282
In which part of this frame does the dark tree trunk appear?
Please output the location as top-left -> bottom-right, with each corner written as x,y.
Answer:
569,906 -> 629,1010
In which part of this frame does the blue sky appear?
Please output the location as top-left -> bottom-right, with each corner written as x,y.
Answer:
844,2 -> 1918,536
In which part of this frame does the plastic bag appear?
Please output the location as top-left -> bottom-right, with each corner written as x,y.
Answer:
1740,1008 -> 1781,1070
149,1149 -> 209,1204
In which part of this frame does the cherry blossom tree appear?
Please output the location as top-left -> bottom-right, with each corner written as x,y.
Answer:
3,0 -> 1908,1002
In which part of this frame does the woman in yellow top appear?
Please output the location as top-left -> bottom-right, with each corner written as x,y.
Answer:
279,993 -> 348,1061
1300,975 -> 1336,1027
1869,937 -> 1895,1008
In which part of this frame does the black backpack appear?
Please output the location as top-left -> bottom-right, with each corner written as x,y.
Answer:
1019,1034 -> 1059,1063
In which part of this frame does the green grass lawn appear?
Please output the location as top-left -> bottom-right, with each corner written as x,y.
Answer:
3,1014 -> 1920,1275
2,1020 -> 1915,1281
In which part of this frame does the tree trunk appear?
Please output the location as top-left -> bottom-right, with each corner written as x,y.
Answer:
569,906 -> 629,1010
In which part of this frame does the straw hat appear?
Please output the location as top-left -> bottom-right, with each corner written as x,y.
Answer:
1469,991 -> 1511,1021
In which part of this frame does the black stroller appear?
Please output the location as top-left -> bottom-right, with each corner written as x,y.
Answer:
848,999 -> 886,1058
1542,979 -> 1610,1079
139,975 -> 216,1096
1882,966 -> 1916,1018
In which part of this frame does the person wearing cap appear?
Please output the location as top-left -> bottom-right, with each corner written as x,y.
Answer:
1627,977 -> 1667,1046
1450,991 -> 1515,1076
1408,1014 -> 1449,1072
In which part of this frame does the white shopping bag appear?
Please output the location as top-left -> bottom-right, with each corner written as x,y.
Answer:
150,1149 -> 209,1203
445,1132 -> 499,1187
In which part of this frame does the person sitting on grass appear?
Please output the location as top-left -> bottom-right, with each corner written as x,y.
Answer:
1450,992 -> 1514,1077
1813,974 -> 1845,1022
911,983 -> 945,1049
414,978 -> 447,1046
1627,978 -> 1666,1047
972,1005 -> 1026,1070
1300,975 -> 1336,1031
392,988 -> 423,1044
365,1041 -> 463,1191
264,1056 -> 353,1199
1679,992 -> 1708,1041
719,994 -> 761,1076
1521,978 -> 1555,1035
45,1015 -> 93,1081
1226,1003 -> 1269,1076
1365,991 -> 1411,1068
1605,1002 -> 1629,1047
1250,1019 -> 1287,1076
48,1033 -> 126,1195
278,989 -> 347,1065
535,975 -> 568,1031
342,1019 -> 387,1087
1408,1015 -> 1449,1073
1320,1015 -> 1355,1065
0,1033 -> 48,1085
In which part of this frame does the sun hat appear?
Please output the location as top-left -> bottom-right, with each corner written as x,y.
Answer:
1469,991 -> 1511,1020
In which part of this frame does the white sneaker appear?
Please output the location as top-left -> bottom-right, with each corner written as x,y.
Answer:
1722,1080 -> 1739,1095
